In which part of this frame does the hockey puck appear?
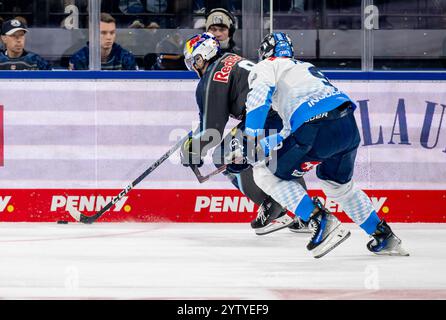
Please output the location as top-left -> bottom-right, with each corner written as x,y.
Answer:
57,220 -> 69,224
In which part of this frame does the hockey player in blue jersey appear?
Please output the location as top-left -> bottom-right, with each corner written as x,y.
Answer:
243,32 -> 409,258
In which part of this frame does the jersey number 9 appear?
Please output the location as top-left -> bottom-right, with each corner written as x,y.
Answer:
308,66 -> 334,88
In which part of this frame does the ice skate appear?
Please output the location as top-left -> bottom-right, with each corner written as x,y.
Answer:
307,198 -> 351,259
288,216 -> 312,234
251,196 -> 295,235
367,220 -> 409,256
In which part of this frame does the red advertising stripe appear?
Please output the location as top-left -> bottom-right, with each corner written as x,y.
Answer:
0,189 -> 444,223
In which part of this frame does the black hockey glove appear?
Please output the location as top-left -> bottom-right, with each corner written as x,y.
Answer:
180,137 -> 203,167
226,162 -> 251,174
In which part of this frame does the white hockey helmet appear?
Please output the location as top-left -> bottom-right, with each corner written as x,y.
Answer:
184,32 -> 220,71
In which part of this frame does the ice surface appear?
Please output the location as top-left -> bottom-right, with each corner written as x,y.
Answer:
0,222 -> 445,300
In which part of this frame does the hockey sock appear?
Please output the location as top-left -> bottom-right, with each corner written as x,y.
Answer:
359,210 -> 381,235
269,182 -> 314,222
321,180 -> 381,235
338,189 -> 380,235
293,194 -> 314,222
269,176 -> 311,220
253,164 -> 314,222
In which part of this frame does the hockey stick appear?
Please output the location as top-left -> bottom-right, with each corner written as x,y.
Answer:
190,164 -> 228,183
190,154 -> 249,183
68,131 -> 193,224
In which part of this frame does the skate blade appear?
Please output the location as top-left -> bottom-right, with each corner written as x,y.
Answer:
254,215 -> 294,236
373,243 -> 410,257
312,226 -> 351,259
288,227 -> 312,234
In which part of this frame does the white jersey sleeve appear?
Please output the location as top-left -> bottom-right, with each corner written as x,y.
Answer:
244,59 -> 277,137
245,58 -> 354,140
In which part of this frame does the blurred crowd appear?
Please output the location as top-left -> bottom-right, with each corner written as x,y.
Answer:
0,0 -> 445,70
0,1 -> 246,70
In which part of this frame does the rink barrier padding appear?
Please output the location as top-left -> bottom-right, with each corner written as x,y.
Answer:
0,105 -> 3,167
0,77 -> 445,223
0,189 -> 444,223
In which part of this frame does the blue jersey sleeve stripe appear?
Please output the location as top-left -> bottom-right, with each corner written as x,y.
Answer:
289,93 -> 352,134
245,104 -> 271,137
245,86 -> 275,137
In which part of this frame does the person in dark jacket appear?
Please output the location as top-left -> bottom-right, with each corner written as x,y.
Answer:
0,19 -> 51,70
205,8 -> 241,55
69,13 -> 138,70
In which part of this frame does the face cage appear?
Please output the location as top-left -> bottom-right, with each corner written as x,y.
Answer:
184,55 -> 194,71
185,54 -> 206,73
193,54 -> 205,70
258,41 -> 274,61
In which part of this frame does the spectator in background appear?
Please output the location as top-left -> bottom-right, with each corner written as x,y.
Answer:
119,0 -> 146,28
289,0 -> 305,13
69,13 -> 138,70
146,0 -> 168,13
146,0 -> 169,28
0,19 -> 51,70
0,16 -> 3,47
12,15 -> 28,26
119,0 -> 145,14
205,8 -> 240,55
0,16 -> 25,48
205,1 -> 240,13
194,0 -> 206,14
143,6 -> 241,70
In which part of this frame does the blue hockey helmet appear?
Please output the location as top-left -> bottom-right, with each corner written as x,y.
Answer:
258,32 -> 294,61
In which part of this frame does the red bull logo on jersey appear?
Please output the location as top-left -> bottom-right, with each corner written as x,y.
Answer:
213,55 -> 243,83
195,196 -> 255,212
50,195 -> 128,212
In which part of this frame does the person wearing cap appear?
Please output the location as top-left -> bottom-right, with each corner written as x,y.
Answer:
205,8 -> 240,55
0,19 -> 51,70
69,13 -> 138,70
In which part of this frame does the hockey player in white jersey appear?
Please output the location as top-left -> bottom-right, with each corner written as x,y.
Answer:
243,32 -> 409,258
